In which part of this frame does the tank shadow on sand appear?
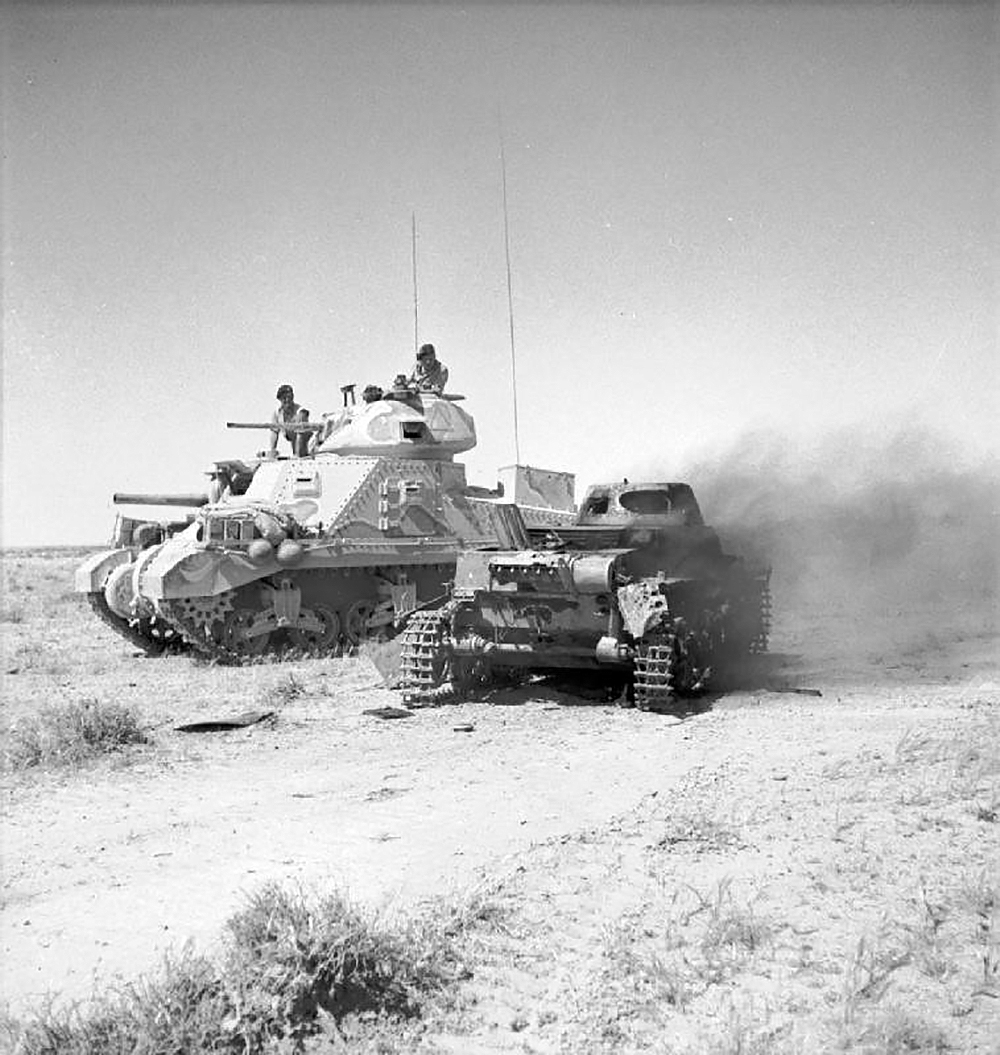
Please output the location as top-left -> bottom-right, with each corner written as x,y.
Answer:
712,652 -> 819,694
423,672 -> 722,719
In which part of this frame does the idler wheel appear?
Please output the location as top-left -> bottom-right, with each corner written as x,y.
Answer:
222,609 -> 270,656
103,562 -> 136,619
290,605 -> 340,651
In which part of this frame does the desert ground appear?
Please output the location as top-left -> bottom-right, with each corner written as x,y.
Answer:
1,526 -> 998,1053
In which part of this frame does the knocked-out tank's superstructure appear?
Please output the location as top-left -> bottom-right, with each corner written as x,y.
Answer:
77,382 -> 576,661
399,480 -> 771,710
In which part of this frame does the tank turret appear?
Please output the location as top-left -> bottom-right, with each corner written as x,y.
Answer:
316,387 -> 476,459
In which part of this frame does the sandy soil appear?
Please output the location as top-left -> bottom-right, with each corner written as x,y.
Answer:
1,549 -> 998,1052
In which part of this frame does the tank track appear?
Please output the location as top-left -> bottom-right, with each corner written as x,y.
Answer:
157,590 -> 389,665
750,577 -> 772,654
633,620 -> 714,711
399,607 -> 454,703
86,594 -> 186,655
633,633 -> 675,710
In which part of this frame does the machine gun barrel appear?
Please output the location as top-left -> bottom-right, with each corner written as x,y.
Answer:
113,493 -> 210,507
226,421 -> 324,432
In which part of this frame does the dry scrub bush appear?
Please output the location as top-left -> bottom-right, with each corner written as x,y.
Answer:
222,882 -> 454,1045
5,699 -> 149,770
4,882 -> 477,1054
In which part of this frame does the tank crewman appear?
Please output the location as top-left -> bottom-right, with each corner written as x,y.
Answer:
408,343 -> 449,394
270,384 -> 310,457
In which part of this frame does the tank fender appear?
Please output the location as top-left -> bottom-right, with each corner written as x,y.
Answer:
75,548 -> 133,594
139,538 -> 280,601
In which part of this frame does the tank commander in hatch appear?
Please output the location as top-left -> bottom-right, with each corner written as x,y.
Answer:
408,343 -> 449,394
270,384 -> 310,457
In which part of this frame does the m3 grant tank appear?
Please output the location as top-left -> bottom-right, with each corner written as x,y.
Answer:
399,480 -> 771,710
109,383 -> 567,661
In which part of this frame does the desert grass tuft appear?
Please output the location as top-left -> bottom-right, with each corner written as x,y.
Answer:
3,882 -> 476,1054
603,879 -> 774,1018
1,948 -> 229,1055
840,929 -> 912,1027
839,1005 -> 950,1054
259,671 -> 308,708
5,699 -> 149,770
959,873 -> 1000,992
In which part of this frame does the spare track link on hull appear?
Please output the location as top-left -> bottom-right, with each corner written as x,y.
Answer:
87,593 -> 185,655
399,608 -> 452,702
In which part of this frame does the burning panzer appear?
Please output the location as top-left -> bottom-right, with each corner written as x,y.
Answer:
75,461 -> 259,653
77,381 -> 576,661
399,481 -> 771,710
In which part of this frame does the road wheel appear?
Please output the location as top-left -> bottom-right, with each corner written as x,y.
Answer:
290,605 -> 340,651
222,609 -> 270,657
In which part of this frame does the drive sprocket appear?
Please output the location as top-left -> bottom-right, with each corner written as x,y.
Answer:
157,591 -> 236,657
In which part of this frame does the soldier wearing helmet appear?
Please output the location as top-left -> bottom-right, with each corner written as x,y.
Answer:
408,344 -> 449,394
270,384 -> 310,456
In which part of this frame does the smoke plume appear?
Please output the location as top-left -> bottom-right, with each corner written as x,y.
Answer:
678,426 -> 998,677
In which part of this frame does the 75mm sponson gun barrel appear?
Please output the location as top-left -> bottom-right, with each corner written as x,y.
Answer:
226,422 -> 324,432
113,493 -> 210,507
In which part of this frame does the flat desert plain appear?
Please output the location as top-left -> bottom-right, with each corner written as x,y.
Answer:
1,536 -> 998,1053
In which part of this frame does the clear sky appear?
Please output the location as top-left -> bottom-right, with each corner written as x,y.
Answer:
2,1 -> 996,546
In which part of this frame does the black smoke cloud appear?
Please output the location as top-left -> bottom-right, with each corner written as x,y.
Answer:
674,427 -> 998,669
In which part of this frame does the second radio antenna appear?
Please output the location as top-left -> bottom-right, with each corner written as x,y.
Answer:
499,126 -> 522,465
411,213 -> 419,355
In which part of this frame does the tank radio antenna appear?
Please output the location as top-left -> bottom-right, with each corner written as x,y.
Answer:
499,125 -> 522,465
411,213 -> 419,355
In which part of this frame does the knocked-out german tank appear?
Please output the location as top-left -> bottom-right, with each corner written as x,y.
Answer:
74,458 -> 260,653
399,480 -> 771,710
107,383 -> 574,661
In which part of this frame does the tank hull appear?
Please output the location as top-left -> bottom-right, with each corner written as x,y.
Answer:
400,481 -> 771,709
77,390 -> 578,661
129,452 -> 542,661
